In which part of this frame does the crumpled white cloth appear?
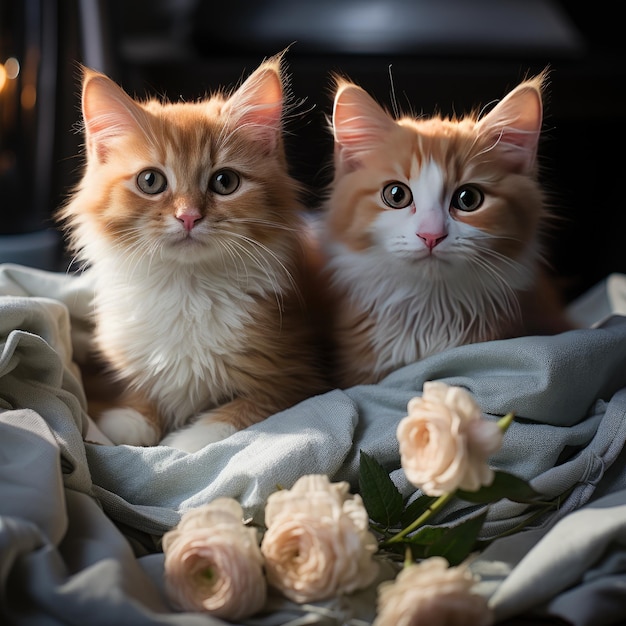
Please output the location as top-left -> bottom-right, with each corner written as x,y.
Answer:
2,262 -> 626,625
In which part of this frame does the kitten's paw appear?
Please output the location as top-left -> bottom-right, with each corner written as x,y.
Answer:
97,408 -> 159,446
160,420 -> 238,453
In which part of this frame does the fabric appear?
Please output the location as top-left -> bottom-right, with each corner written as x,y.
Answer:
1,262 -> 626,625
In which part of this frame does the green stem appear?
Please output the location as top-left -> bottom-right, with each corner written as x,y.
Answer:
380,412 -> 514,548
382,491 -> 454,545
498,412 -> 515,432
403,546 -> 412,569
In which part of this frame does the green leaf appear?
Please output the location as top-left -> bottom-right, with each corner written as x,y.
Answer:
425,509 -> 488,566
457,471 -> 542,504
394,526 -> 451,560
403,525 -> 449,547
399,494 -> 438,528
358,450 -> 404,528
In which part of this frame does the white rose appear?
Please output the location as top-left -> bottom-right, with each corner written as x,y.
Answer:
373,557 -> 493,626
162,498 -> 266,620
397,381 -> 503,496
261,474 -> 379,603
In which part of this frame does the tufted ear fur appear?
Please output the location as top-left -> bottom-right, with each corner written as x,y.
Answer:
81,68 -> 150,164
476,72 -> 545,174
331,79 -> 397,173
222,55 -> 285,154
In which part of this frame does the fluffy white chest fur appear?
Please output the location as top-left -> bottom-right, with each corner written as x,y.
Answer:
328,237 -> 536,380
89,253 -> 265,422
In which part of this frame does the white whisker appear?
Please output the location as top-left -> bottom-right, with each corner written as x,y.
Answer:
221,231 -> 288,316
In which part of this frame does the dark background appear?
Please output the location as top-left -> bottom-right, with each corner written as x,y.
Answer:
1,0 -> 624,302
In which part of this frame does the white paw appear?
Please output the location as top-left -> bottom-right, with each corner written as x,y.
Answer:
97,408 -> 159,446
160,420 -> 239,452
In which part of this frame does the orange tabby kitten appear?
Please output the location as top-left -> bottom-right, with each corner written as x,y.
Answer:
321,71 -> 572,388
58,55 -> 329,451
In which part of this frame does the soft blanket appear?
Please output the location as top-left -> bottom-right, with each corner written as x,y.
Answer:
1,262 -> 626,626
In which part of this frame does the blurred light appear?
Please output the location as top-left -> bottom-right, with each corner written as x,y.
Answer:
5,57 -> 20,79
21,84 -> 36,109
246,0 -> 584,57
0,64 -> 6,93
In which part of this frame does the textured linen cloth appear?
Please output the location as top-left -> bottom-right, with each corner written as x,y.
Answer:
1,262 -> 626,626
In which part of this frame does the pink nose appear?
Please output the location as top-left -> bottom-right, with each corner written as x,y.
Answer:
176,209 -> 202,232
417,232 -> 447,250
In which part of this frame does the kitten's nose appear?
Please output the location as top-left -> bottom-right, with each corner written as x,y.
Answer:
417,232 -> 447,250
175,208 -> 202,232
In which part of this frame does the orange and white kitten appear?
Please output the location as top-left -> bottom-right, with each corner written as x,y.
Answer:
321,71 -> 572,388
58,55 -> 329,451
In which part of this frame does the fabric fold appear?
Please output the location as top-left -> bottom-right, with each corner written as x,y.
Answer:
2,263 -> 626,625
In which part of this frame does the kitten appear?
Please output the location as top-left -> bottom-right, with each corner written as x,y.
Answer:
321,71 -> 572,388
57,54 -> 329,451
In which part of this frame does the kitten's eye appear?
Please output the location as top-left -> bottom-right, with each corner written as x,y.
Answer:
382,182 -> 413,209
452,185 -> 484,212
210,169 -> 240,195
137,169 -> 167,195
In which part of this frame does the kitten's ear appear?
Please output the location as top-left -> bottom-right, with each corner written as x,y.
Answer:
332,80 -> 396,172
224,57 -> 284,153
81,68 -> 148,164
477,74 -> 545,173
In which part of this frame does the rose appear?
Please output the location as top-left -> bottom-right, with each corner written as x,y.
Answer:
373,557 -> 493,626
162,498 -> 266,620
260,474 -> 379,603
397,381 -> 503,496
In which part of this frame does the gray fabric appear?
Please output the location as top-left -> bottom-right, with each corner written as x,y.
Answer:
1,262 -> 626,625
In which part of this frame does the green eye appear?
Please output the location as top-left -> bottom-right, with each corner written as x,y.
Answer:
209,169 -> 240,195
452,185 -> 484,212
137,169 -> 167,195
382,182 -> 412,209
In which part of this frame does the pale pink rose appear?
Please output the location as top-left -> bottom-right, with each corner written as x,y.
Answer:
373,557 -> 494,626
162,498 -> 266,620
397,381 -> 503,496
261,474 -> 379,603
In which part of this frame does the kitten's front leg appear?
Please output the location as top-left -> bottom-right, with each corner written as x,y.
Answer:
160,397 -> 270,452
160,419 -> 238,452
98,408 -> 160,446
96,393 -> 161,446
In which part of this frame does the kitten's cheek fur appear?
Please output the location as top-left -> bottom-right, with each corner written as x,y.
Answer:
160,419 -> 238,452
98,408 -> 160,446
